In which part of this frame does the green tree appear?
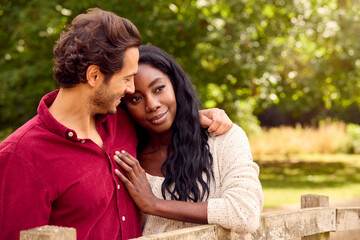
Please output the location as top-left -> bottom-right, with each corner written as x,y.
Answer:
1,0 -> 360,140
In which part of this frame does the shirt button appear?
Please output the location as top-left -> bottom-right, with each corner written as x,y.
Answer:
117,185 -> 120,190
68,132 -> 74,137
80,140 -> 86,144
122,216 -> 125,221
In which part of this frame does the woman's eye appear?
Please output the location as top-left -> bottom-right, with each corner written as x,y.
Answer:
130,96 -> 141,103
155,85 -> 165,93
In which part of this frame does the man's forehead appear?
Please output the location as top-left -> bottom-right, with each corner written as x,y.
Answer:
121,47 -> 139,73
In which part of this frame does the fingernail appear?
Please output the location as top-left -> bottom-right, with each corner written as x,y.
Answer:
115,169 -> 120,174
114,155 -> 119,161
115,151 -> 120,155
121,150 -> 125,154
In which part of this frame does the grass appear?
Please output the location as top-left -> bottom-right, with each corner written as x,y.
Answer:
255,154 -> 360,208
263,184 -> 360,208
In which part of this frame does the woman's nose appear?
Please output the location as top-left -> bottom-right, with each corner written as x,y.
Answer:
145,96 -> 161,112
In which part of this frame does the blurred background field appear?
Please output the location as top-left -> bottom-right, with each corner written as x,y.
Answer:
250,121 -> 360,156
249,121 -> 360,209
1,0 -> 360,210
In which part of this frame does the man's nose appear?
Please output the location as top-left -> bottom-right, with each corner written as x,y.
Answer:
126,79 -> 135,94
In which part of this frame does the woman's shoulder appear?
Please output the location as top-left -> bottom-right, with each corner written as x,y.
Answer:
208,124 -> 252,159
209,124 -> 247,142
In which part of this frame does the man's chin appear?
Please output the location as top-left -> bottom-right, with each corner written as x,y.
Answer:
107,108 -> 117,115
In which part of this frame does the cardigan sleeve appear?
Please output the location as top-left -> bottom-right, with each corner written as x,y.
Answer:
207,125 -> 264,233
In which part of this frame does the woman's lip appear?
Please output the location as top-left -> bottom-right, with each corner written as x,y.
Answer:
147,110 -> 168,124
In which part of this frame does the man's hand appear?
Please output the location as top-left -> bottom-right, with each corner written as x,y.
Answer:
199,108 -> 233,136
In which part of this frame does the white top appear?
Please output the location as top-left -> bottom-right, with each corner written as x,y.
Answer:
142,125 -> 264,235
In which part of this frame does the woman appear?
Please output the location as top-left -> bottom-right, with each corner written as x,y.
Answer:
114,45 -> 263,235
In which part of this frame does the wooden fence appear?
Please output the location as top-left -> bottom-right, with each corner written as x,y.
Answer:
19,194 -> 360,240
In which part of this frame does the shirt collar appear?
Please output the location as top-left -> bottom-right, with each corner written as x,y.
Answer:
37,90 -> 108,141
37,90 -> 67,138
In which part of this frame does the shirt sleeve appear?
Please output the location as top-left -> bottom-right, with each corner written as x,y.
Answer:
0,152 -> 52,239
207,125 -> 264,233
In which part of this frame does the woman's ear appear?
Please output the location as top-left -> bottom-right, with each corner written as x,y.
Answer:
86,65 -> 102,87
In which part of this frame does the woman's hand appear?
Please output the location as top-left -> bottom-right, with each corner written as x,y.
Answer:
114,151 -> 208,223
114,150 -> 159,213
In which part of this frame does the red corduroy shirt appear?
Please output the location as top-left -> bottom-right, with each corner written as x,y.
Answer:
0,90 -> 142,240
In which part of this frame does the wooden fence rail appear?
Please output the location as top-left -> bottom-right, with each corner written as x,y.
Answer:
19,195 -> 360,240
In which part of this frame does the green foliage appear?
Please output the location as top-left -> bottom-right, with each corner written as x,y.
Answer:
260,0 -> 360,124
345,123 -> 360,154
1,0 -> 360,136
0,0 -> 65,128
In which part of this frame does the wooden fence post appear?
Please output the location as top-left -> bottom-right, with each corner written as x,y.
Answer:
19,225 -> 76,240
301,194 -> 330,240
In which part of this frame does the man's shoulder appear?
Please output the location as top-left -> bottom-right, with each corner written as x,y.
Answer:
0,115 -> 42,154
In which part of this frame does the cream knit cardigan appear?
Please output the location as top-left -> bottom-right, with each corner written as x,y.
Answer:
142,124 -> 264,235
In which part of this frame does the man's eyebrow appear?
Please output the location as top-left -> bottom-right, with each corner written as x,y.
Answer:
124,72 -> 137,78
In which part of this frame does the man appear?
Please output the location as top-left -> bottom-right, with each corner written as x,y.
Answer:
0,8 -> 142,240
0,8 -> 231,240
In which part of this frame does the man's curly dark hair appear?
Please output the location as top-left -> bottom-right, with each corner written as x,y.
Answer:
53,8 -> 141,88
